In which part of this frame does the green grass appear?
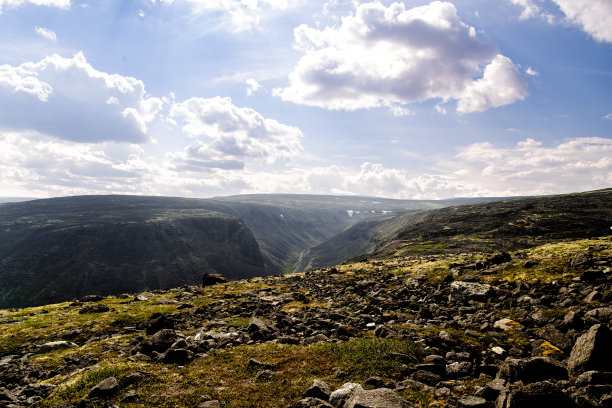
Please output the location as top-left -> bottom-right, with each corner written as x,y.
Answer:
315,337 -> 424,380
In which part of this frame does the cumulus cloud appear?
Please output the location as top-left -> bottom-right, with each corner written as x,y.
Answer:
0,0 -> 69,13
0,131 -> 157,197
157,0 -> 289,32
553,0 -> 612,44
167,96 -> 303,170
452,137 -> 612,195
0,53 -> 163,143
275,1 -> 528,113
245,78 -> 261,96
35,27 -> 57,41
510,0 -> 612,44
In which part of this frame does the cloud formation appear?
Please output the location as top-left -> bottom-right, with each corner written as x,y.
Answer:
0,0 -> 69,14
158,0 -> 289,32
35,27 -> 57,41
275,1 -> 528,113
0,131 -> 155,197
553,0 -> 612,44
510,0 -> 612,44
168,96 -> 303,170
0,53 -> 162,143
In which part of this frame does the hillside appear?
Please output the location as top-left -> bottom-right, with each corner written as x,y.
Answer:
0,235 -> 609,407
0,196 -> 267,308
0,194 -> 483,308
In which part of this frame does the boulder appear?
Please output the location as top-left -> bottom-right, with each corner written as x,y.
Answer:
344,387 -> 411,408
497,357 -> 567,384
145,313 -> 175,335
78,304 -> 110,314
458,396 -> 488,408
158,348 -> 194,365
247,317 -> 273,341
88,377 -> 119,399
505,381 -> 578,408
202,273 -> 227,287
450,281 -> 493,302
568,324 -> 612,380
37,341 -> 77,354
139,329 -> 179,356
303,379 -> 333,401
329,383 -> 363,408
494,318 -> 522,331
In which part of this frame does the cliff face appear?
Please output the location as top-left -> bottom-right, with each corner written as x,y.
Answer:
0,200 -> 266,308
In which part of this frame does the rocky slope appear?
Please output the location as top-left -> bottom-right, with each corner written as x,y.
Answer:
372,188 -> 612,259
0,236 -> 610,407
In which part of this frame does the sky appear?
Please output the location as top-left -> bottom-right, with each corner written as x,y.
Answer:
0,0 -> 610,200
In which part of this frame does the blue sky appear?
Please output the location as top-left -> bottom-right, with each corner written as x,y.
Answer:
0,0 -> 610,199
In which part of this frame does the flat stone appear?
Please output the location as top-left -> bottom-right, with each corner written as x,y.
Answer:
344,387 -> 411,408
458,396 -> 488,408
37,341 -> 77,354
494,318 -> 523,331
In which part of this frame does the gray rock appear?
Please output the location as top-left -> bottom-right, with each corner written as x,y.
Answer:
37,341 -> 77,354
329,383 -> 363,408
446,361 -> 472,378
536,325 -> 574,352
494,318 -> 522,331
139,329 -> 179,355
304,379 -> 333,401
584,307 -> 612,324
293,397 -> 334,408
568,324 -> 612,380
458,396 -> 488,408
88,377 -> 119,399
344,387 -> 411,408
497,357 -> 567,384
450,281 -> 493,302
506,381 -> 578,408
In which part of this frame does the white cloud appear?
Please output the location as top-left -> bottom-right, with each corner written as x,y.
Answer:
35,26 -> 57,41
275,1 -> 527,114
451,137 -> 612,195
509,0 -> 612,44
0,53 -> 163,143
245,78 -> 261,96
0,0 -> 69,13
509,0 -> 555,23
168,96 -> 303,167
604,113 -> 612,120
525,66 -> 538,76
553,0 -> 612,44
157,0 -> 290,32
0,131 -> 157,197
457,55 -> 528,113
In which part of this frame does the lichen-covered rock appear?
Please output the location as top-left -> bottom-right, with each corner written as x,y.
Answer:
344,387 -> 412,408
450,281 -> 493,302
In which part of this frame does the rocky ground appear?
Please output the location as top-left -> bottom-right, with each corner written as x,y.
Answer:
0,237 -> 611,407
